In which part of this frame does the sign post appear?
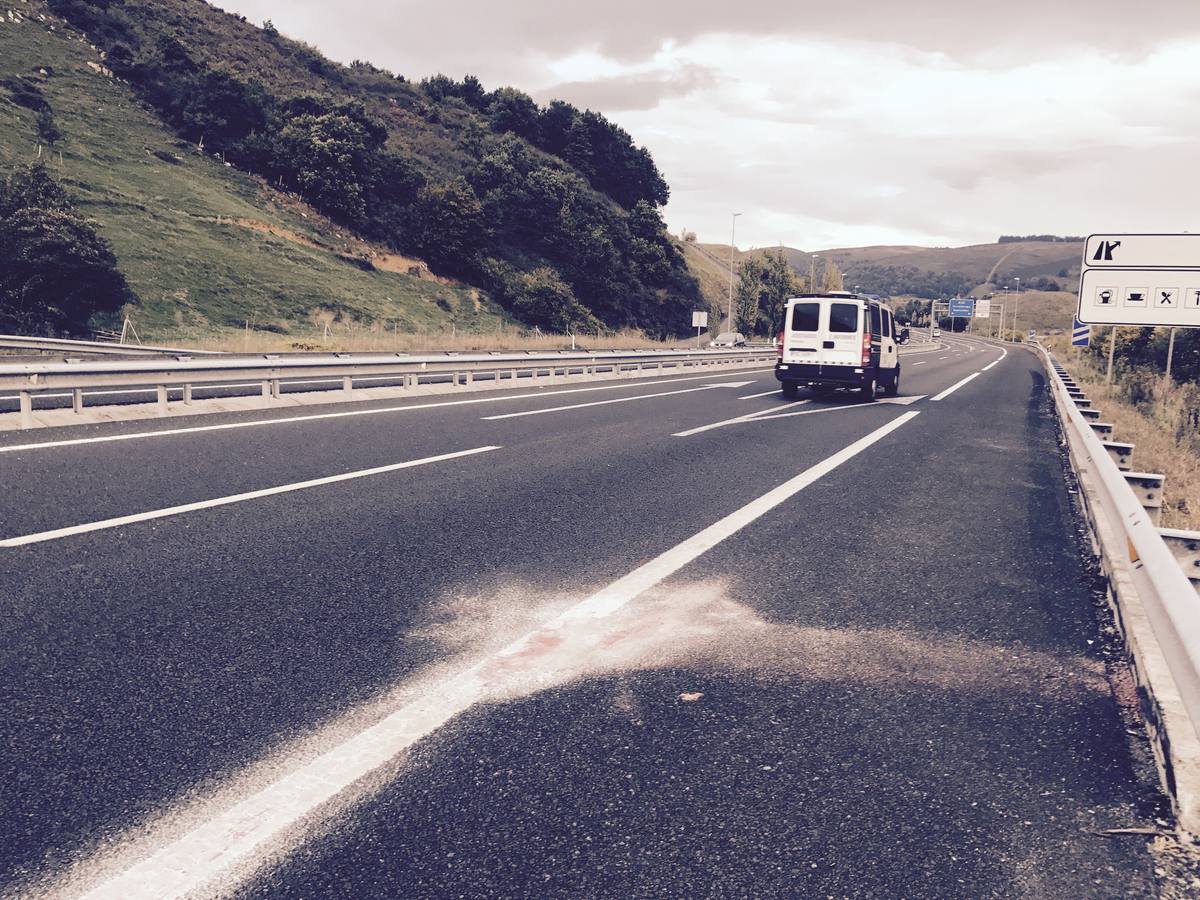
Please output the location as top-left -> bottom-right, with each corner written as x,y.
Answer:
691,310 -> 709,349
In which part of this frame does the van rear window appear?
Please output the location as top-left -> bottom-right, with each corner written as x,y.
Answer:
790,302 -> 819,332
829,303 -> 858,333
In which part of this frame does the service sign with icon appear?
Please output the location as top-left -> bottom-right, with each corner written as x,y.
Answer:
1078,234 -> 1200,326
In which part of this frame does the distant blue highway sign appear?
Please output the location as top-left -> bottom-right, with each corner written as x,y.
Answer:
1071,318 -> 1090,347
948,298 -> 975,318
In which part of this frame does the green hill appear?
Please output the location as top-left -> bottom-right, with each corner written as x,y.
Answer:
2,0 -> 701,341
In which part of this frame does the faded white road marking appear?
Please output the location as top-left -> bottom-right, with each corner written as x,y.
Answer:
0,447 -> 499,548
738,389 -> 780,400
1,369 -> 769,454
672,399 -> 811,437
676,395 -> 925,436
480,382 -> 754,420
70,412 -> 919,900
911,361 -> 927,366
931,372 -> 980,401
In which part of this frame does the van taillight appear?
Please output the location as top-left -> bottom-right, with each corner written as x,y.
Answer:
776,330 -> 784,359
861,332 -> 871,366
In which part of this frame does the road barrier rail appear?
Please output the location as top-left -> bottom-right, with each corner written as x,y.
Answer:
0,334 -> 223,357
1040,345 -> 1200,833
0,347 -> 778,429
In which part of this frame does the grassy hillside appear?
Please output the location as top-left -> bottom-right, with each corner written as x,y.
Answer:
0,2 -> 495,343
33,0 -> 700,338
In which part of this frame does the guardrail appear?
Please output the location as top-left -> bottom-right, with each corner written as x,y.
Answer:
0,347 -> 777,429
1039,344 -> 1200,832
0,335 -> 223,357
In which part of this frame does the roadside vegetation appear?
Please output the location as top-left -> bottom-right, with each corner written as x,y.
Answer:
0,163 -> 129,334
1047,330 -> 1200,529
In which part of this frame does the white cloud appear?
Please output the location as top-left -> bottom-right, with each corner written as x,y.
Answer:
219,1 -> 1200,249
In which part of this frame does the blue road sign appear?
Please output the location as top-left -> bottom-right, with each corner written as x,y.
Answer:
1071,318 -> 1090,347
948,298 -> 975,318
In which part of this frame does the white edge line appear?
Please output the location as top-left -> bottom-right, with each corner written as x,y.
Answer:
0,369 -> 770,454
931,372 -> 980,401
78,411 -> 920,900
0,446 -> 499,547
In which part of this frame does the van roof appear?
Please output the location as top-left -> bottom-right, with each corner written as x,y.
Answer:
786,293 -> 888,304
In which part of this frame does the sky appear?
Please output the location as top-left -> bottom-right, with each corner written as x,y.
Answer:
217,0 -> 1200,251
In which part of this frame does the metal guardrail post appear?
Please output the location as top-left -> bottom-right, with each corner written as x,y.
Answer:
156,385 -> 168,415
72,388 -> 83,414
19,391 -> 32,429
183,384 -> 193,405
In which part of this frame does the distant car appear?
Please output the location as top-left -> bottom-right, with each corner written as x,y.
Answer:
931,327 -> 941,338
710,332 -> 747,348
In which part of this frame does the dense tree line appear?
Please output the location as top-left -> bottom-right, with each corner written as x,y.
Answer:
733,250 -> 802,336
45,0 -> 699,335
1088,327 -> 1200,387
997,235 -> 1084,244
0,165 -> 131,334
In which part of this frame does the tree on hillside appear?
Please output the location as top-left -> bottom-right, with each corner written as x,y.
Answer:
413,177 -> 487,275
734,249 -> 799,336
821,259 -> 844,292
0,165 -> 131,335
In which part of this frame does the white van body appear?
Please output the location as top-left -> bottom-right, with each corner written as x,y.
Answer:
774,292 -> 901,399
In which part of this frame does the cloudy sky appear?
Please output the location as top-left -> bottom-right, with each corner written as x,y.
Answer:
219,0 -> 1200,251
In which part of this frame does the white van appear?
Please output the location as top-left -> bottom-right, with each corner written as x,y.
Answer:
774,292 -> 901,399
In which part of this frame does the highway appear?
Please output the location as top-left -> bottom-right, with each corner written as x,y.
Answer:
0,335 -> 1165,897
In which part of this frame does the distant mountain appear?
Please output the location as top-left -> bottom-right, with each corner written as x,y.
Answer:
690,239 -> 1082,303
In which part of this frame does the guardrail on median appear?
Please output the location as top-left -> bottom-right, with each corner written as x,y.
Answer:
1038,344 -> 1200,833
0,335 -> 224,357
0,347 -> 778,429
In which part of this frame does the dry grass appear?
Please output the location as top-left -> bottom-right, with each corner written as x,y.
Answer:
1047,336 -> 1200,529
155,326 -> 691,355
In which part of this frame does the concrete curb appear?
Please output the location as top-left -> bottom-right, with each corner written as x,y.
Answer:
0,359 -> 778,433
1041,352 -> 1200,835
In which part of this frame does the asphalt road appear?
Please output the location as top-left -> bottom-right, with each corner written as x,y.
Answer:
0,336 -> 1166,898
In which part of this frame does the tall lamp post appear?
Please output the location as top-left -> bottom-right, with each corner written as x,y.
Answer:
727,213 -> 742,332
1013,276 -> 1021,343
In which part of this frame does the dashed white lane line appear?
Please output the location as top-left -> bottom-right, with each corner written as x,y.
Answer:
981,347 -> 1008,371
931,372 -> 979,401
73,411 -> 920,900
480,381 -> 754,420
911,361 -> 927,366
738,389 -> 780,400
0,446 -> 499,548
672,399 -> 811,437
0,369 -> 769,454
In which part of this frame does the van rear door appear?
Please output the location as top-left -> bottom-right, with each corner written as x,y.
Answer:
783,300 -> 821,363
823,300 -> 863,368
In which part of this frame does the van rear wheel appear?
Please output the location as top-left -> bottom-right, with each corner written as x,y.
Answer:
781,382 -> 800,399
883,367 -> 900,397
859,377 -> 876,401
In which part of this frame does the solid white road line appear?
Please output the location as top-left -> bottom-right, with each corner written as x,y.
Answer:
738,389 -> 780,400
0,446 -> 499,548
931,372 -> 979,401
76,411 -> 920,900
480,382 -> 753,420
981,347 -> 1008,371
911,361 -> 927,366
0,369 -> 770,454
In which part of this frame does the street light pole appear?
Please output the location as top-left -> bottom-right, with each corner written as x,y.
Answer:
727,213 -> 742,332
1013,277 -> 1021,343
